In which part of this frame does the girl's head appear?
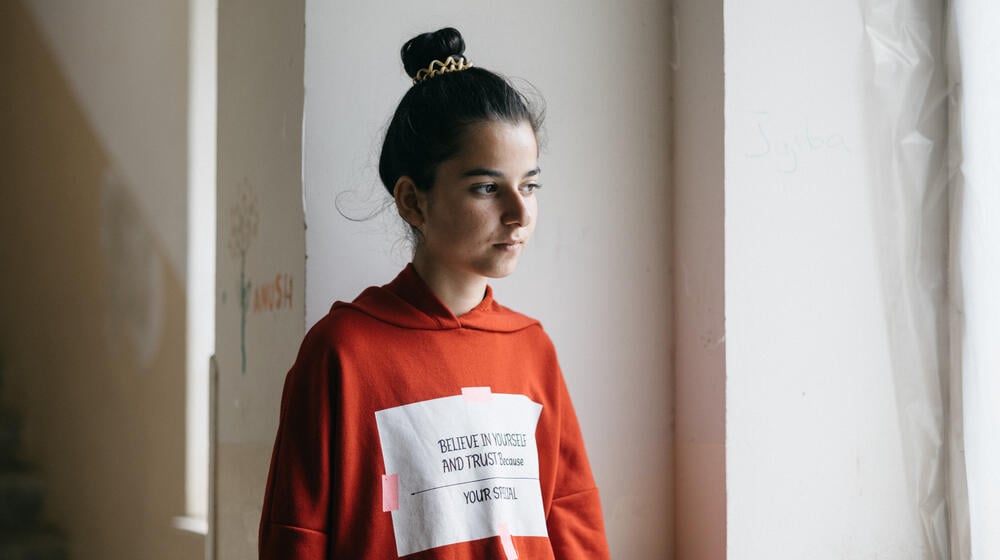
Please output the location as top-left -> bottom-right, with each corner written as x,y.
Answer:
378,27 -> 544,195
382,28 -> 546,285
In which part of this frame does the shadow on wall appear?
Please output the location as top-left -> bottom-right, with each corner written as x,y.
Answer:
100,170 -> 166,369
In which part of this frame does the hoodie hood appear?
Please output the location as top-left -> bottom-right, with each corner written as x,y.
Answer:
331,264 -> 539,333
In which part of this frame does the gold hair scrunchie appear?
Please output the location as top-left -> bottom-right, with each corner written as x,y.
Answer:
413,56 -> 474,84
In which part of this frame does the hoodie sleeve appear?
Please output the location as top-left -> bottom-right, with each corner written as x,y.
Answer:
546,373 -> 611,559
259,338 -> 336,559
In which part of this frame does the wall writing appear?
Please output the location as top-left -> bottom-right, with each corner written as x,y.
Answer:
252,273 -> 294,313
744,111 -> 851,175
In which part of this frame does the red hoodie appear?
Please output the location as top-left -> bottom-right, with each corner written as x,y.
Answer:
259,265 -> 609,559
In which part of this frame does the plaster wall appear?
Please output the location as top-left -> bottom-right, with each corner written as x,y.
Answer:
671,0 -> 726,557
214,0 -> 307,558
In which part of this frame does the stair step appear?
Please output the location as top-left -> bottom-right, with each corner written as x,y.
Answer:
0,529 -> 68,560
0,470 -> 44,530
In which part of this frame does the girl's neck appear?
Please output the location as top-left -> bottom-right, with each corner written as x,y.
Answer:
411,256 -> 488,317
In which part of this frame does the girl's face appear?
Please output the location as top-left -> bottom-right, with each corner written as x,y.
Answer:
412,120 -> 540,286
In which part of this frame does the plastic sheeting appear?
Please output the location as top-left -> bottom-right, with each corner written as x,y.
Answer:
861,1 -> 1000,557
947,1 -> 1000,558
861,0 -> 962,558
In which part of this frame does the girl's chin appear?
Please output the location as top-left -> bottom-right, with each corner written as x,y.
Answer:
472,257 -> 522,280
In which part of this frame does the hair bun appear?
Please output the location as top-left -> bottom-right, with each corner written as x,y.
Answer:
401,28 -> 467,80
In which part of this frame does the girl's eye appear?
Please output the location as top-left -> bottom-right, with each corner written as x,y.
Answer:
472,183 -> 498,194
519,183 -> 541,195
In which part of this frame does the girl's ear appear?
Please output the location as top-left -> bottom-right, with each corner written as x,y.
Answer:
393,176 -> 425,227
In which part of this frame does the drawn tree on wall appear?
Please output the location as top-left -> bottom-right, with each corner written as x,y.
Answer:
227,179 -> 258,374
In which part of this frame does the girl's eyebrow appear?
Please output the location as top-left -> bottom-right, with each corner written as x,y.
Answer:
461,167 -> 541,179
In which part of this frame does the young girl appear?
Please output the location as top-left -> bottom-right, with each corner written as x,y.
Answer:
259,27 -> 610,559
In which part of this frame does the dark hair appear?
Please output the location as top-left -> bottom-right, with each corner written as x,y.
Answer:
378,27 -> 544,195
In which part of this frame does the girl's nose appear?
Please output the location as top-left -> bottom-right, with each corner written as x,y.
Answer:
502,189 -> 532,227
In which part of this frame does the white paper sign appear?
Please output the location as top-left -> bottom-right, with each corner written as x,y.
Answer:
374,391 -> 546,556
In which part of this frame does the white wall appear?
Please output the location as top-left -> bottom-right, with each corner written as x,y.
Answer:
725,0 -> 949,558
303,2 -> 673,556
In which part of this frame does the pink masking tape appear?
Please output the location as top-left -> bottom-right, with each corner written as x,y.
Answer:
382,473 -> 399,512
462,386 -> 493,402
497,523 -> 518,560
